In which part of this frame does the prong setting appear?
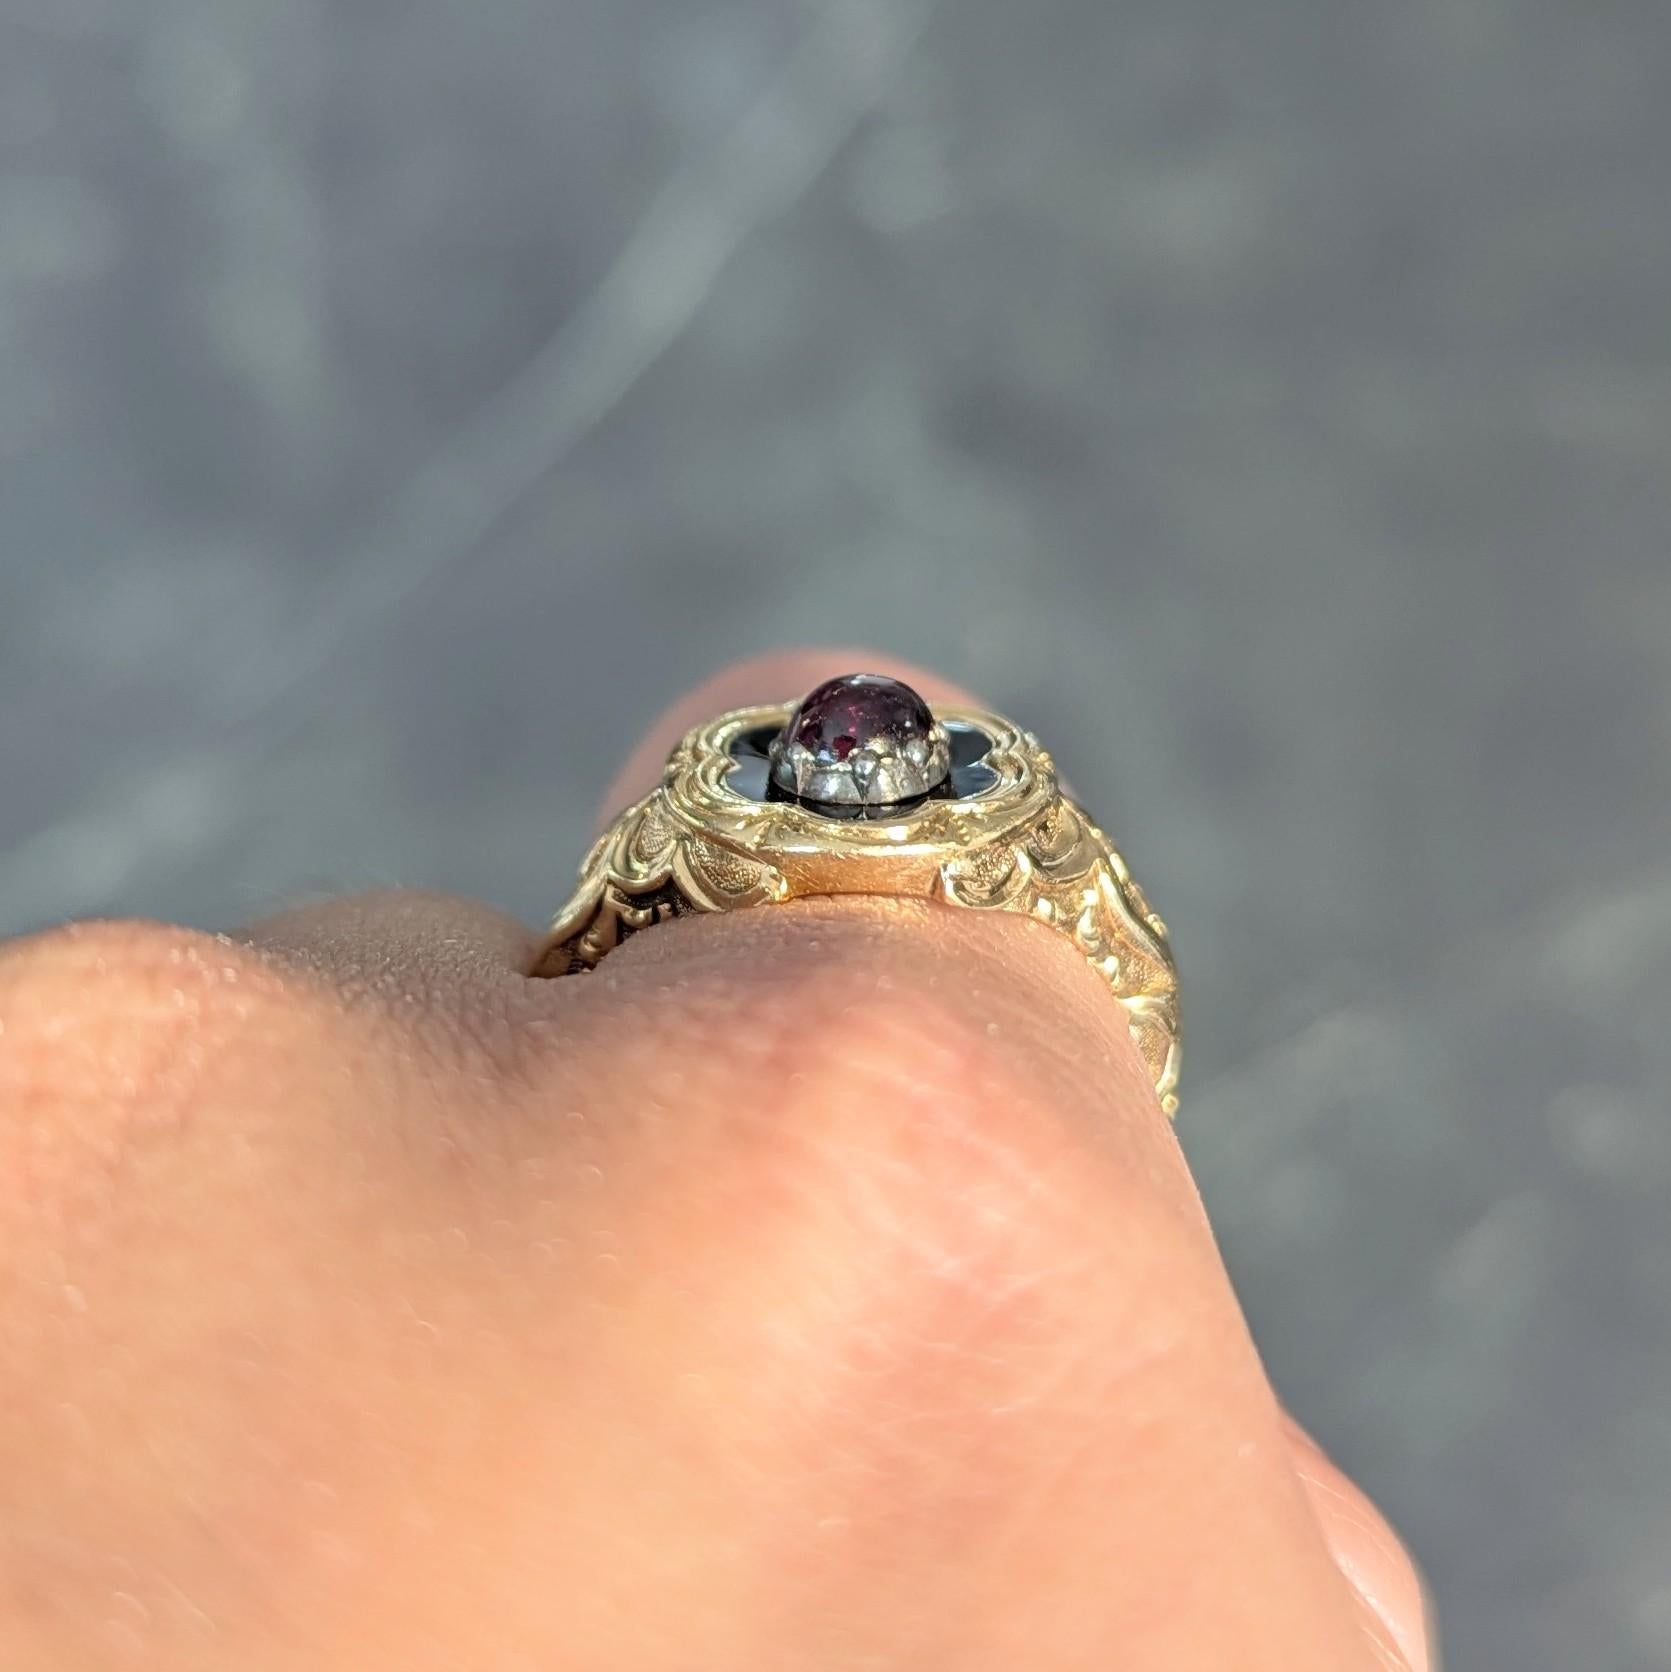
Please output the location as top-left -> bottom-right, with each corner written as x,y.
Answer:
767,673 -> 954,809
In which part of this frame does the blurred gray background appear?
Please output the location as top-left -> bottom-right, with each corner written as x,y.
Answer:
2,0 -> 1668,1664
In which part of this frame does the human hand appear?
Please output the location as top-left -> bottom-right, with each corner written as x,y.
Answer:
0,653 -> 1429,1670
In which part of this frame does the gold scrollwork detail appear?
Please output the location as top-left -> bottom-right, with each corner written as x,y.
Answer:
933,797 -> 1179,1115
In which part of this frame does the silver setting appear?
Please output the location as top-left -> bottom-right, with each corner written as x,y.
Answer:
768,720 -> 953,807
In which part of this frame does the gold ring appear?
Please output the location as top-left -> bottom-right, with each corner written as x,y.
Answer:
533,673 -> 1180,1115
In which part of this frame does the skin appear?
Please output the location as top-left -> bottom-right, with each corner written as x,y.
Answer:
0,652 -> 1430,1671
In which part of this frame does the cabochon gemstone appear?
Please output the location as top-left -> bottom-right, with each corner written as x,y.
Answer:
770,672 -> 952,806
789,674 -> 934,763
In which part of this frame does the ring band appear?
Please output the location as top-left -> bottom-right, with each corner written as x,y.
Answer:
534,674 -> 1180,1115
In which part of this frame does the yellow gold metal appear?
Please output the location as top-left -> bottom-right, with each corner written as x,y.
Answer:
533,701 -> 1180,1115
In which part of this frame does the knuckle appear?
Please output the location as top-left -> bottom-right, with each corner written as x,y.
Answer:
516,902 -> 1206,1387
0,920 -> 323,1207
653,968 -> 1215,1503
563,903 -> 1187,1301
716,972 -> 1164,1297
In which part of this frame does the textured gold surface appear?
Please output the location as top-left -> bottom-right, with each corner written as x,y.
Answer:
534,702 -> 1180,1115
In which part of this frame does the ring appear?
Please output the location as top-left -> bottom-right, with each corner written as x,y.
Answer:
533,673 -> 1181,1115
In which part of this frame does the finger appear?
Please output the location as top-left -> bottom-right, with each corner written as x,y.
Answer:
238,888 -> 545,989
1282,1415 -> 1434,1671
